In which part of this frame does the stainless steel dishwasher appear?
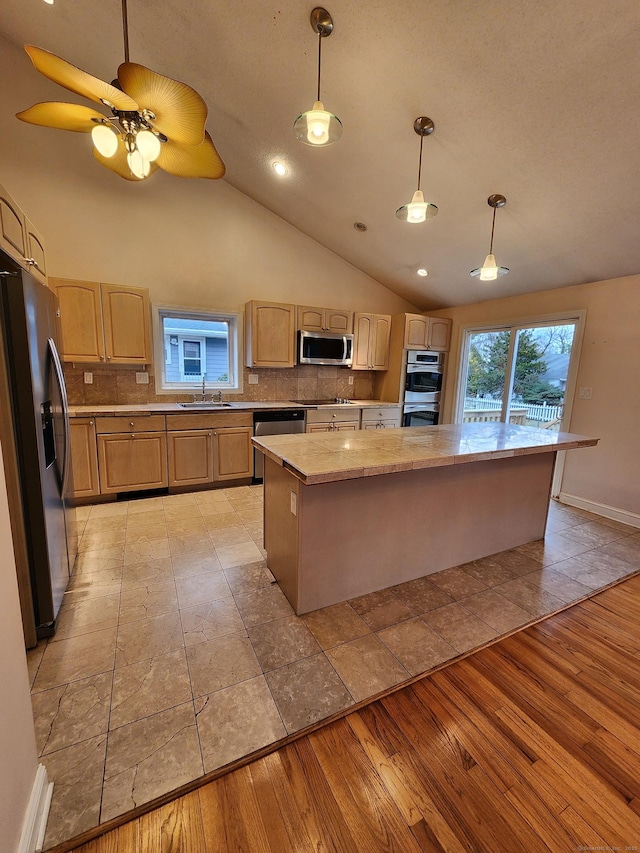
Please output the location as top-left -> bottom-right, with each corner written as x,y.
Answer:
253,409 -> 306,482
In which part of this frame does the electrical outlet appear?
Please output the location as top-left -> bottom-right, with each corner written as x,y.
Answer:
348,375 -> 354,385
135,371 -> 149,385
290,491 -> 297,516
248,374 -> 259,385
83,372 -> 93,384
578,387 -> 592,399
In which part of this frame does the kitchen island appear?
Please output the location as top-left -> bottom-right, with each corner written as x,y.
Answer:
252,423 -> 598,614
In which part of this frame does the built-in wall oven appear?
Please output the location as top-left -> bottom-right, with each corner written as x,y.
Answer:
402,350 -> 444,426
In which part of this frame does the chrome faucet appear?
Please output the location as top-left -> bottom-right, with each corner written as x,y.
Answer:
213,390 -> 223,403
201,373 -> 207,401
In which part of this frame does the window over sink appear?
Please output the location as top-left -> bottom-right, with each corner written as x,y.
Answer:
154,306 -> 241,393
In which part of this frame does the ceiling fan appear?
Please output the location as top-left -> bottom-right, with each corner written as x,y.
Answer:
16,0 -> 225,182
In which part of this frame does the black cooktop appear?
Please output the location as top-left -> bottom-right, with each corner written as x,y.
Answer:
290,399 -> 353,406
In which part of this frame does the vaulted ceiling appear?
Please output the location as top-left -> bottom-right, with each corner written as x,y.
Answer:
2,0 -> 640,309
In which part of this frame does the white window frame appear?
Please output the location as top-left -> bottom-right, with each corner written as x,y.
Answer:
453,309 -> 586,498
153,304 -> 243,394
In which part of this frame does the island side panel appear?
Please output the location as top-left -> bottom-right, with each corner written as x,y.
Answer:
294,452 -> 555,614
263,455 -> 301,610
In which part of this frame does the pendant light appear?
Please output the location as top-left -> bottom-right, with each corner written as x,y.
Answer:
293,8 -> 342,147
470,194 -> 509,280
396,117 -> 438,223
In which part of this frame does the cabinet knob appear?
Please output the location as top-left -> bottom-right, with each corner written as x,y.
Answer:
24,257 -> 36,266
107,356 -> 112,360
131,434 -> 136,439
129,421 -> 135,427
100,355 -> 104,361
332,414 -> 337,418
89,420 -> 93,426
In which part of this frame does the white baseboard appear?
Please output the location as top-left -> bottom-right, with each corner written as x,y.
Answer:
558,492 -> 640,529
17,764 -> 54,853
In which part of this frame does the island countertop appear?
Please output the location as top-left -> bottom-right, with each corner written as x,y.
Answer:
252,422 -> 599,485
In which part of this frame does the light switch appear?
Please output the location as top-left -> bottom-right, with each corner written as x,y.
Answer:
348,375 -> 354,385
290,491 -> 297,516
136,372 -> 149,385
83,372 -> 93,384
578,387 -> 592,399
248,374 -> 259,385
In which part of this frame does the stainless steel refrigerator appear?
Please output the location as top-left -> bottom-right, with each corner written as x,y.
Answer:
0,248 -> 75,647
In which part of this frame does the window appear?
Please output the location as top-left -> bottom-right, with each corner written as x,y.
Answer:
154,307 -> 241,393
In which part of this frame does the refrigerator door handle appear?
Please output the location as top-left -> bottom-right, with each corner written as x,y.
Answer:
47,337 -> 70,496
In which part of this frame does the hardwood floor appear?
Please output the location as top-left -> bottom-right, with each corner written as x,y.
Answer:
57,571 -> 640,853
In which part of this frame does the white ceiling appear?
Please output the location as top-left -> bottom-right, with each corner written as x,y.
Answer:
2,0 -> 640,310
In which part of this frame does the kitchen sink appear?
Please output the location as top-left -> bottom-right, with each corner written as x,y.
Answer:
177,401 -> 235,409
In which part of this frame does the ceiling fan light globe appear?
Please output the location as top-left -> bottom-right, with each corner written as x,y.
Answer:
126,148 -> 150,179
294,101 -> 342,146
136,129 -> 161,162
91,123 -> 118,158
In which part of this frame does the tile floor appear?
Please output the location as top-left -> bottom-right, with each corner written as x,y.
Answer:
26,486 -> 640,848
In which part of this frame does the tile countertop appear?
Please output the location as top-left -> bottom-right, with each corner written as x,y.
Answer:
68,400 -> 400,417
251,422 -> 599,485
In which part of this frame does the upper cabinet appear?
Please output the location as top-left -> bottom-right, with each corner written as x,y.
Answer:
403,313 -> 451,352
353,313 -> 391,371
0,183 -> 48,285
52,278 -> 152,364
245,300 -> 296,368
297,306 -> 353,334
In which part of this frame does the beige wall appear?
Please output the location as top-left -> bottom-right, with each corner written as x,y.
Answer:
434,275 -> 640,518
0,36 -> 415,319
0,440 -> 39,852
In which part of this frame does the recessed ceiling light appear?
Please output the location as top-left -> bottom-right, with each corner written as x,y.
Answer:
272,161 -> 288,176
42,0 -> 54,5
353,222 -> 367,232
417,268 -> 429,277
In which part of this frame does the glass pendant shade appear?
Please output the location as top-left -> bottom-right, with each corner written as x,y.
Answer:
479,253 -> 498,280
294,100 -> 342,146
135,129 -> 161,162
91,123 -> 118,158
470,194 -> 509,280
395,190 -> 438,223
126,148 -> 150,179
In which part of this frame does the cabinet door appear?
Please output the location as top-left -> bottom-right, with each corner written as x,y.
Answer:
427,317 -> 452,351
101,284 -> 151,364
246,301 -> 296,367
334,421 -> 359,431
404,315 -> 429,349
297,306 -> 324,332
0,185 -> 27,263
97,432 -> 168,493
53,279 -> 105,362
325,309 -> 353,334
168,430 -> 213,487
371,315 -> 391,370
213,427 -> 253,481
306,423 -> 332,433
352,313 -> 373,370
23,216 -> 47,285
69,418 -> 100,497
362,420 -> 398,430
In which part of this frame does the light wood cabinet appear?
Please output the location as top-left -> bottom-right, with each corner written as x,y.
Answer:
361,406 -> 402,430
353,313 -> 391,371
52,277 -> 152,364
306,421 -> 359,433
213,426 -> 254,481
306,407 -> 361,433
403,313 -> 451,352
297,306 -> 353,334
245,300 -> 296,368
69,418 -> 100,498
167,430 -> 213,487
0,183 -> 48,285
97,432 -> 168,493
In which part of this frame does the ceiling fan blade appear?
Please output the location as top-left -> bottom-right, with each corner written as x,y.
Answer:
93,137 -> 159,182
156,131 -> 225,179
118,62 -> 207,145
25,45 -> 139,112
16,101 -> 107,132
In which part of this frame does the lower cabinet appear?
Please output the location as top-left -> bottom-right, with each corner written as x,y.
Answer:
305,408 -> 361,433
166,413 -> 254,487
167,430 -> 214,487
360,406 -> 402,430
213,427 -> 254,481
69,418 -> 100,498
97,432 -> 168,493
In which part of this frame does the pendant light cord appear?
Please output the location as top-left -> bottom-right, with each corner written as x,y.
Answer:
317,31 -> 322,102
417,133 -> 424,191
489,205 -> 497,254
122,0 -> 130,64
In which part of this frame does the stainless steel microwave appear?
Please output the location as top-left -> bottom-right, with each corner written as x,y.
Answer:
298,330 -> 354,366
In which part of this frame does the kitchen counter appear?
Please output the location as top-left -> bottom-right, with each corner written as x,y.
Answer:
69,399 -> 398,417
254,423 -> 599,614
252,422 -> 598,485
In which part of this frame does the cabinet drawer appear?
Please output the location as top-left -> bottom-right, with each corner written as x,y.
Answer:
166,412 -> 252,430
360,407 -> 401,423
306,407 -> 361,424
95,415 -> 166,433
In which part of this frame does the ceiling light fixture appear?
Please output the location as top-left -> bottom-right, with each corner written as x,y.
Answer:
416,268 -> 428,277
470,194 -> 509,281
293,7 -> 342,147
272,161 -> 288,176
16,0 -> 224,181
396,117 -> 438,224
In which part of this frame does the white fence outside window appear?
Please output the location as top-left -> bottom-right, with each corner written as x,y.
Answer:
464,397 -> 563,423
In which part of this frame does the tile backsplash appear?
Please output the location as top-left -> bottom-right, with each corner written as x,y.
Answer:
63,364 -> 375,406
